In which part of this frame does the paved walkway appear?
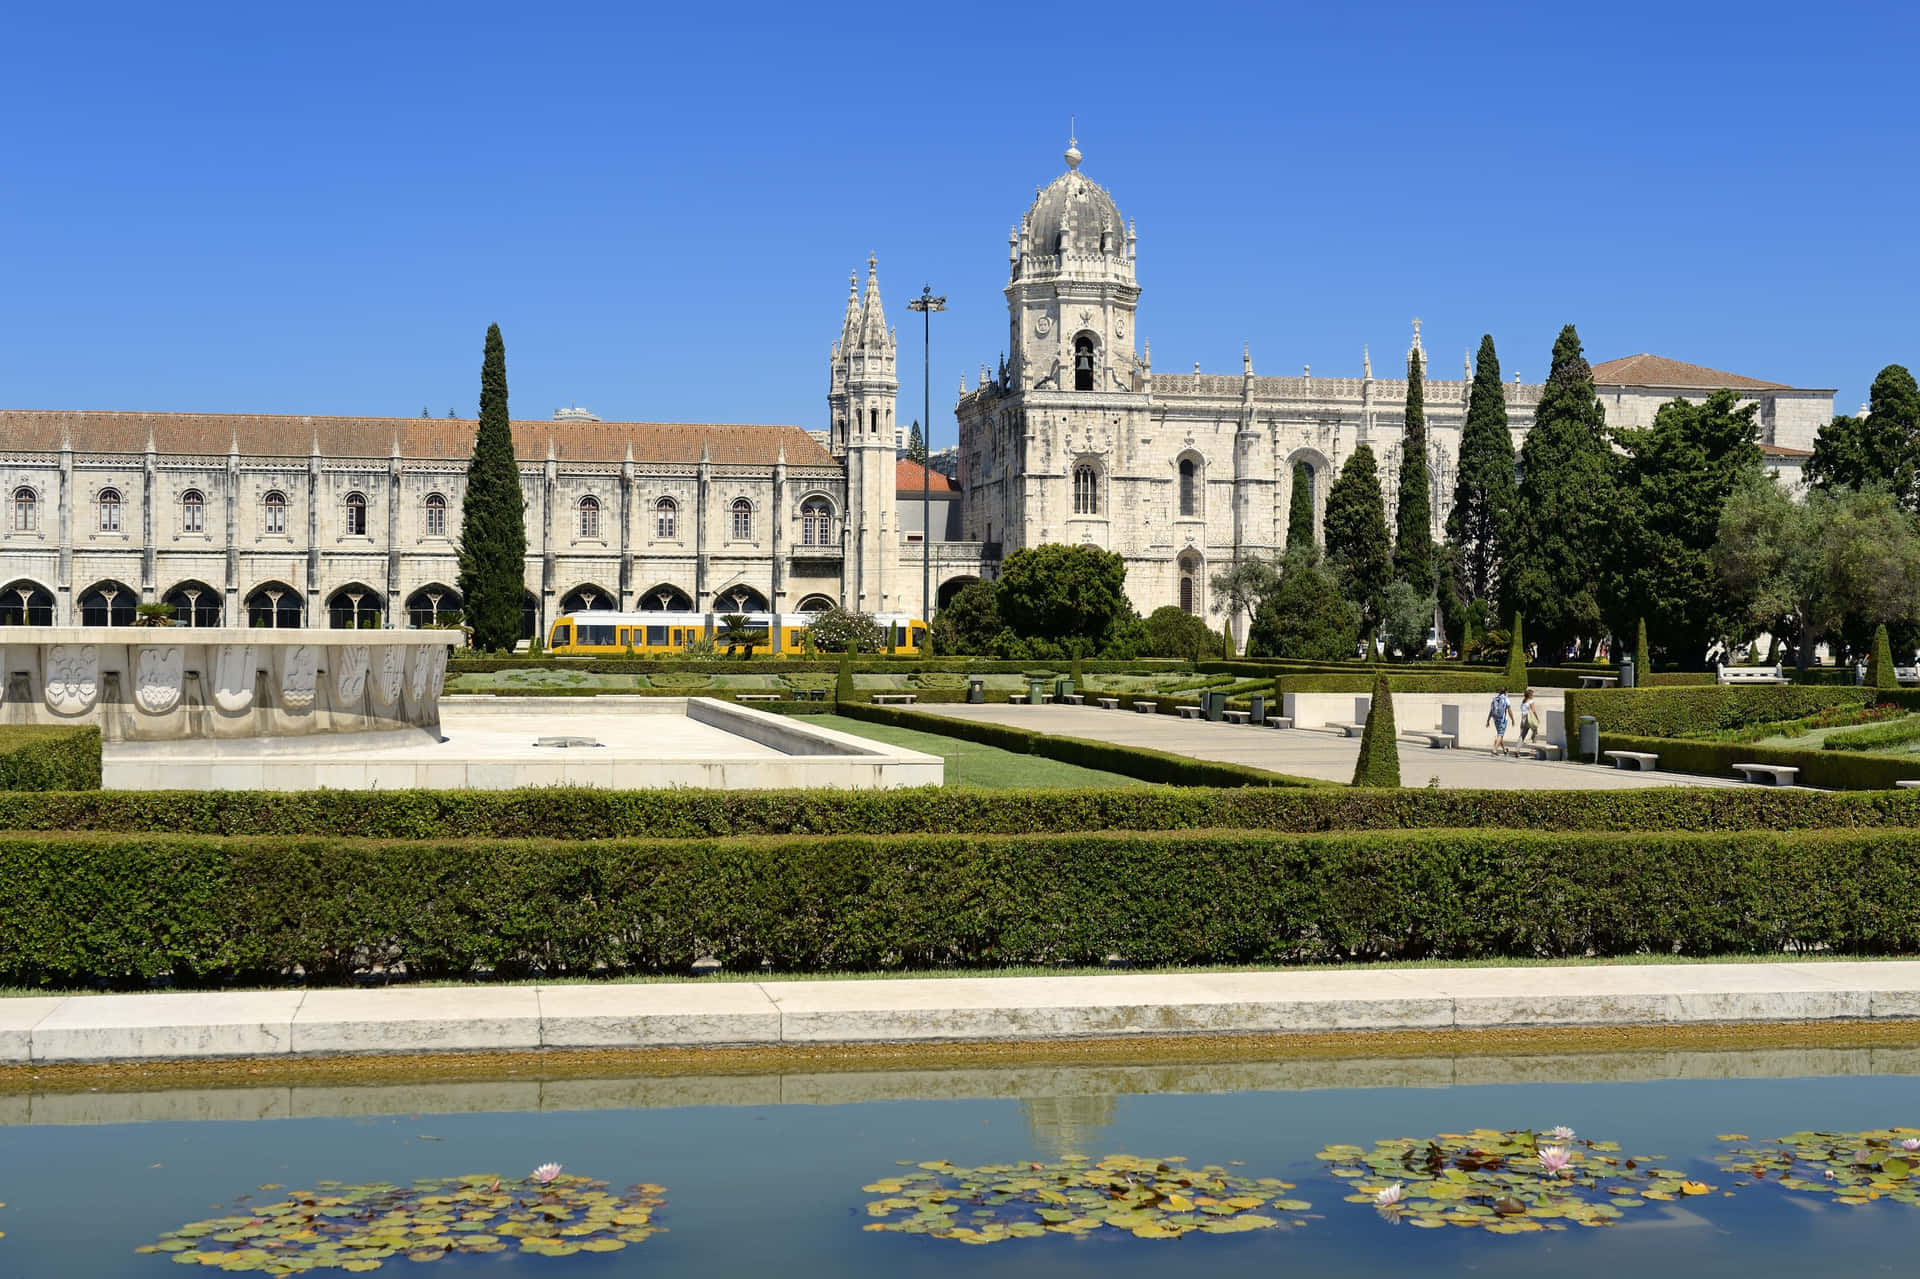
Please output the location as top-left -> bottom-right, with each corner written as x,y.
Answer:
917,704 -> 1746,789
2,963 -> 1915,1064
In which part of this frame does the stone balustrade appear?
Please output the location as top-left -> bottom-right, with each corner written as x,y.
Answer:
0,627 -> 458,741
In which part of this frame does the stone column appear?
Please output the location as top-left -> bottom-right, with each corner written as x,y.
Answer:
384,451 -> 401,627
770,451 -> 786,652
142,437 -> 158,603
56,433 -> 74,624
695,445 -> 711,609
618,451 -> 633,610
226,443 -> 241,624
306,441 -> 322,626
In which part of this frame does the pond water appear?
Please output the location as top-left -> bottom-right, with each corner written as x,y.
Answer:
3,1045 -> 1918,1276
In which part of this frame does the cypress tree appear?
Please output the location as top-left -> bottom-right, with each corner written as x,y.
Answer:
1446,335 -> 1517,606
1323,445 -> 1393,630
1285,461 -> 1316,557
835,653 -> 855,702
1868,623 -> 1896,689
907,419 -> 927,465
1393,347 -> 1435,596
1504,612 -> 1529,689
1350,674 -> 1401,787
1502,325 -> 1614,658
1635,617 -> 1651,677
455,324 -> 527,653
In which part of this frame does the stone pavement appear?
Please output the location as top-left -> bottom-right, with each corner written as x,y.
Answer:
916,703 -> 1748,789
4,963 -> 1917,1064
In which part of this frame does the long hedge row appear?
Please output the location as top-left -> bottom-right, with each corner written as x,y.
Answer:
0,727 -> 100,791
1563,685 -> 1920,738
6,784 -> 1920,839
9,828 -> 1920,984
1596,732 -> 1920,790
449,657 -> 1191,677
830,701 -> 1329,789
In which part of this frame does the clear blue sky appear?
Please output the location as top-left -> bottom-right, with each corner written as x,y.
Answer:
4,2 -> 1915,449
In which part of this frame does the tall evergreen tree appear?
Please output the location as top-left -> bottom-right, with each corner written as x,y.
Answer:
455,324 -> 527,653
906,419 -> 927,464
1285,461 -> 1316,558
1446,335 -> 1517,607
1323,445 -> 1393,630
1502,325 -> 1614,658
1806,364 -> 1920,510
1393,347 -> 1435,596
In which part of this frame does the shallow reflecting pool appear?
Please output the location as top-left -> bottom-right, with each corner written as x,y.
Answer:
4,1042 -> 1919,1275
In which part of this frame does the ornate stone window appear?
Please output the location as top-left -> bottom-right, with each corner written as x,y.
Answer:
344,491 -> 368,536
11,487 -> 36,533
1178,457 -> 1201,518
801,497 -> 833,546
1072,464 -> 1099,515
730,497 -> 753,541
424,493 -> 447,538
577,495 -> 601,539
181,488 -> 206,534
655,497 -> 678,540
98,488 -> 122,534
1178,550 -> 1203,615
262,490 -> 288,535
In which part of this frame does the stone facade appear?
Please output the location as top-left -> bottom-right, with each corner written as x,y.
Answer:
956,139 -> 1832,639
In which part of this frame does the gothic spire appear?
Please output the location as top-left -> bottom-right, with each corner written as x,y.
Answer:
857,253 -> 889,348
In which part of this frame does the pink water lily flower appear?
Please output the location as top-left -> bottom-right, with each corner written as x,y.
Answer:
530,1162 -> 563,1185
1538,1146 -> 1574,1177
1902,1138 -> 1920,1153
1373,1183 -> 1404,1208
1546,1126 -> 1575,1143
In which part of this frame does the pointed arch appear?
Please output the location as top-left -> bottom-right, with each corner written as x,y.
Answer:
639,584 -> 695,611
715,584 -> 769,613
245,581 -> 303,628
163,579 -> 222,627
795,593 -> 837,612
405,584 -> 463,628
560,584 -> 616,614
79,579 -> 138,626
0,580 -> 54,625
328,583 -> 384,629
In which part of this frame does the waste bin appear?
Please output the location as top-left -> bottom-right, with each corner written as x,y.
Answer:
1250,694 -> 1266,725
1028,677 -> 1047,704
1619,657 -> 1636,688
1578,715 -> 1599,764
1055,677 -> 1073,701
967,677 -> 985,704
1205,691 -> 1226,722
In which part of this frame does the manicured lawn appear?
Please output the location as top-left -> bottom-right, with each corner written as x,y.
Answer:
810,714 -> 1153,789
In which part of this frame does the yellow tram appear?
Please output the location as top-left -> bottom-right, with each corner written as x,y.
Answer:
545,610 -> 929,657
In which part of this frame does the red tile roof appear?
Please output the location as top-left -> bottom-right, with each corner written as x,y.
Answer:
1590,354 -> 1787,391
895,458 -> 958,493
1760,443 -> 1813,458
0,410 -> 836,466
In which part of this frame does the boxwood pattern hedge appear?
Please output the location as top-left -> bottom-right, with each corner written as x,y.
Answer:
9,828 -> 1920,985
0,727 -> 100,791
1564,686 -> 1920,739
1597,732 -> 1920,790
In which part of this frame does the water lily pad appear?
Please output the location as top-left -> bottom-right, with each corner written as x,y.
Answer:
859,1155 -> 1306,1244
1716,1128 -> 1920,1206
140,1172 -> 667,1270
1315,1127 -> 1710,1234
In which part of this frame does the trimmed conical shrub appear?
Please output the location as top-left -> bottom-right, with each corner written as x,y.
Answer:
1504,613 -> 1528,689
1350,674 -> 1401,788
1868,623 -> 1897,689
1765,633 -> 1780,666
1635,617 -> 1651,678
835,653 -> 855,702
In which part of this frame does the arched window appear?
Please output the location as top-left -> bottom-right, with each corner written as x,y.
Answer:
11,488 -> 36,532
98,488 -> 122,534
655,497 -> 678,539
730,498 -> 753,540
328,584 -> 383,629
344,492 -> 368,536
262,490 -> 287,535
801,498 -> 832,546
164,580 -> 222,628
1178,552 -> 1202,615
246,581 -> 302,628
1073,464 -> 1099,515
1178,459 -> 1198,517
180,489 -> 205,534
578,495 -> 601,539
424,493 -> 447,538
79,580 -> 137,626
1074,334 -> 1096,391
406,584 -> 462,627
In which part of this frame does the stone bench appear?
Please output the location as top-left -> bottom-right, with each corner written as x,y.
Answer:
1733,763 -> 1800,786
1414,732 -> 1455,749
1604,750 -> 1660,771
1265,716 -> 1293,729
1132,700 -> 1156,713
1222,709 -> 1251,725
1059,693 -> 1085,706
1176,704 -> 1205,720
734,693 -> 781,702
1325,722 -> 1366,738
871,693 -> 917,705
1524,742 -> 1565,761
1578,675 -> 1618,689
1008,693 -> 1028,705
1897,780 -> 1920,789
1896,666 -> 1920,684
1719,664 -> 1788,685
1097,697 -> 1120,710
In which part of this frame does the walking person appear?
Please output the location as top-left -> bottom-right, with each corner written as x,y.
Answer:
1487,686 -> 1512,756
1517,687 -> 1540,752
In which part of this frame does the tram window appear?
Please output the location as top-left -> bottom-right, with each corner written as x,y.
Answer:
671,629 -> 682,645
579,624 -> 616,646
648,626 -> 667,645
552,626 -> 571,648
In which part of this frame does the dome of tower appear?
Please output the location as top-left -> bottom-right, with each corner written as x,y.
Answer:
1022,145 -> 1127,262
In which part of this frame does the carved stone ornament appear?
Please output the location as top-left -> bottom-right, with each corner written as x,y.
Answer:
408,644 -> 432,702
43,644 -> 99,716
133,645 -> 185,714
281,644 -> 318,712
212,645 -> 257,713
375,644 -> 405,705
1035,314 -> 1052,336
332,645 -> 370,703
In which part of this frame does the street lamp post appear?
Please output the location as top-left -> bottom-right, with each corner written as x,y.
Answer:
906,284 -> 945,633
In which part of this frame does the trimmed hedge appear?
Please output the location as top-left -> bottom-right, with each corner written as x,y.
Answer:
1563,686 -> 1920,738
449,657 -> 1192,677
1596,732 -> 1920,790
10,827 -> 1920,984
9,784 -> 1920,840
0,727 -> 101,791
831,701 -> 1329,789
1825,716 -> 1920,753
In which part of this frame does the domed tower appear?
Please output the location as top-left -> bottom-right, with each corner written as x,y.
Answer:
1007,135 -> 1141,393
827,255 -> 899,613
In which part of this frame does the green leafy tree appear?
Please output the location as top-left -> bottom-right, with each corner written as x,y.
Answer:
455,324 -> 527,653
1379,579 -> 1432,660
1806,365 -> 1920,509
1285,461 -> 1317,556
1142,605 -> 1222,660
1247,556 -> 1358,661
1604,389 -> 1767,664
906,419 -> 927,465
717,613 -> 768,657
996,544 -> 1133,652
1502,325 -> 1614,658
929,581 -> 1001,655
1322,445 -> 1393,629
1209,553 -> 1279,644
1505,612 -> 1529,689
1350,674 -> 1401,787
1868,622 -> 1897,689
1446,334 -> 1518,607
1393,347 -> 1435,597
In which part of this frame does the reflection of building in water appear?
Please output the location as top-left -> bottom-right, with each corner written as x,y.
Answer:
1019,1093 -> 1119,1159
